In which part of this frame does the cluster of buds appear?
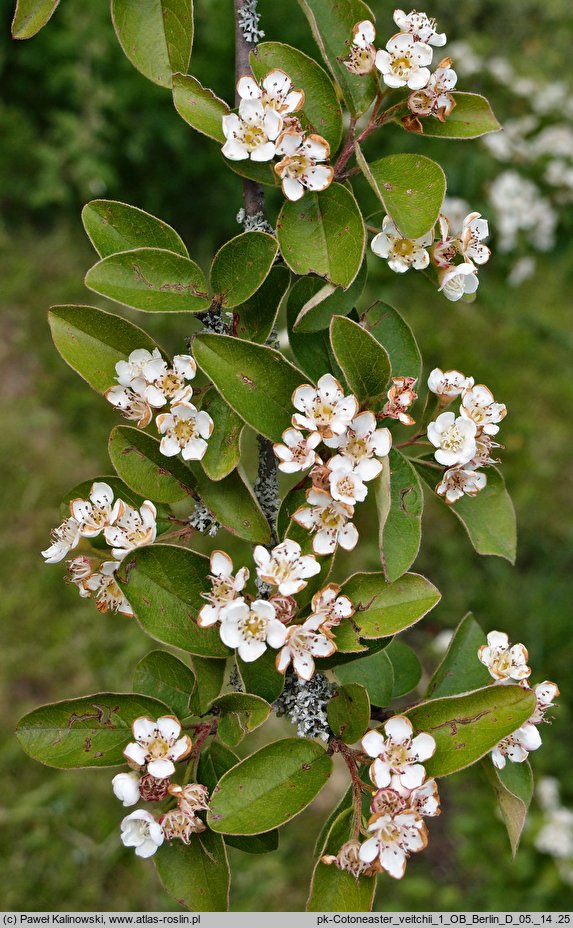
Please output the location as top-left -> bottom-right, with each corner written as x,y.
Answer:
371,209 -> 491,301
41,481 -> 157,615
426,369 -> 506,504
478,632 -> 560,769
342,10 -> 457,129
221,68 -> 334,201
197,548 -> 357,681
113,716 -> 209,858
323,716 -> 440,880
273,374 -> 392,555
105,348 -> 214,462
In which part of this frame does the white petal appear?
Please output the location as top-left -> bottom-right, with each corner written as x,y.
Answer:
147,757 -> 175,779
362,729 -> 386,758
410,732 -> 436,762
385,716 -> 413,742
238,638 -> 267,662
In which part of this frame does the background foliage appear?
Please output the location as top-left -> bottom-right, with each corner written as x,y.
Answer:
1,0 -> 572,911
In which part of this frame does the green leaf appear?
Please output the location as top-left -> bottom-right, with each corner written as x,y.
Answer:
108,426 -> 196,503
406,685 -> 537,777
335,647 -> 393,708
356,148 -> 446,239
327,683 -> 370,744
341,572 -> 441,639
210,231 -> 278,308
362,302 -> 422,383
385,638 -> 422,698
482,758 -> 533,857
412,93 -> 501,140
199,391 -> 243,482
81,199 -> 188,259
375,449 -> 423,582
307,809 -> 376,912
297,0 -> 378,117
427,613 -> 489,699
16,693 -> 169,768
111,0 -> 193,89
133,650 -> 196,718
238,650 -> 285,703
115,544 -> 230,658
313,785 -> 353,857
416,463 -> 517,563
48,305 -> 165,395
155,830 -> 230,912
172,73 -> 229,142
250,42 -> 343,151
85,248 -> 210,314
331,621 -> 367,655
330,315 -> 391,404
294,261 -> 367,333
207,738 -> 332,834
286,277 -> 345,383
193,333 -> 305,443
11,0 -> 60,39
208,693 -> 271,740
191,465 -> 271,544
277,183 -> 366,289
188,657 -> 226,715
225,158 -> 277,188
234,265 -> 290,343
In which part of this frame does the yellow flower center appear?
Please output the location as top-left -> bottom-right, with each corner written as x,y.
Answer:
147,736 -> 169,759
393,238 -> 415,257
335,476 -> 355,497
392,55 -> 413,77
441,425 -> 465,451
174,419 -> 197,443
243,126 -> 266,149
239,612 -> 267,640
157,372 -> 184,397
386,743 -> 411,767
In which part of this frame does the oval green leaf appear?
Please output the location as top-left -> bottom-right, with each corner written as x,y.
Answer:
210,231 -> 278,308
81,199 -> 188,259
307,808 -> 376,912
200,391 -> 243,481
427,613 -> 490,699
207,693 -> 271,739
362,302 -> 422,384
335,647 -> 393,708
191,464 -> 271,544
188,656 -> 226,715
341,571 -> 441,639
385,638 -> 422,698
108,426 -> 196,503
238,649 -> 285,703
207,738 -> 332,834
294,261 -> 367,333
133,650 -> 196,718
330,315 -> 391,404
277,183 -> 366,289
327,683 -> 370,744
12,0 -> 60,38
155,830 -> 230,912
483,757 -> 533,857
286,277 -> 346,382
375,449 -> 424,582
172,72 -> 229,142
234,265 -> 290,343
111,0 -> 193,89
413,93 -> 501,140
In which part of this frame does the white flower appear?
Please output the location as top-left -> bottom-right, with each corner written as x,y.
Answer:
397,777 -> 441,818
156,403 -> 214,461
460,212 -> 491,265
219,598 -> 287,662
371,216 -> 433,273
427,411 -> 477,466
115,348 -> 163,387
198,550 -> 249,627
460,384 -> 507,436
112,771 -> 141,807
42,517 -> 81,563
222,98 -> 283,161
141,354 -> 196,408
236,68 -> 304,115
305,583 -> 354,633
375,33 -> 433,90
359,809 -> 428,879
292,374 -> 358,439
82,560 -> 134,616
105,383 -> 153,428
276,617 -> 336,681
530,681 -> 560,725
436,466 -> 487,504
427,367 -> 474,398
103,500 -> 157,560
124,716 -> 192,779
273,427 -> 322,474
492,722 -> 542,769
478,630 -> 531,682
69,481 -> 118,537
67,556 -> 94,596
120,810 -> 164,858
274,131 -> 334,202
253,539 -> 321,596
168,783 -> 210,815
293,488 -> 359,555
409,59 -> 457,120
325,412 -> 392,482
361,717 -> 436,790
438,262 -> 480,301
343,20 -> 377,76
393,9 -> 446,46
328,459 -> 369,506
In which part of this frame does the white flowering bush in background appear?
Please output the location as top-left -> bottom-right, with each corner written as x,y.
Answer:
12,0 -> 560,913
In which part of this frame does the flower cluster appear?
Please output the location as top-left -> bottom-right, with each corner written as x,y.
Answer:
371,208 -> 491,301
478,631 -> 560,769
42,481 -> 157,615
324,717 -> 440,880
113,715 -> 210,857
198,546 -> 358,680
105,348 -> 214,462
273,374 -> 392,555
426,369 -> 506,504
222,69 -> 334,201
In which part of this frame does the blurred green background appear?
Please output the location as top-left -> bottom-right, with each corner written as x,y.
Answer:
1,0 -> 572,912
